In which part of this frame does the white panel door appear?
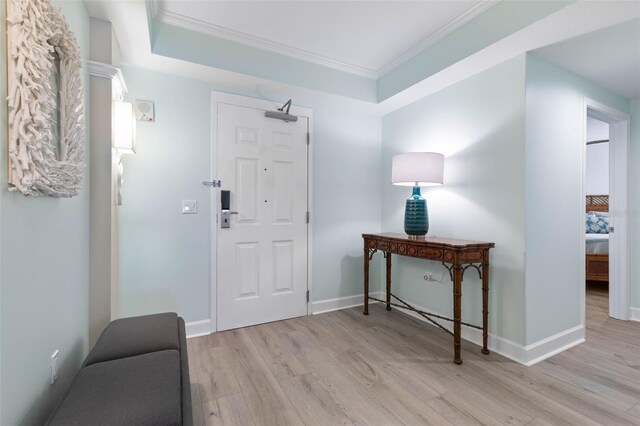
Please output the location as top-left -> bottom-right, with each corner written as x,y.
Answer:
217,102 -> 308,331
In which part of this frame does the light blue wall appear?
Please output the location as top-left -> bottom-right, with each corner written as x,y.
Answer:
524,54 -> 630,344
119,67 -> 213,322
377,1 -> 572,102
381,56 -> 527,344
630,98 -> 640,310
0,2 -> 91,425
150,20 -> 377,103
0,2 -> 5,420
0,3 -> 5,421
311,106 -> 382,300
119,65 -> 381,322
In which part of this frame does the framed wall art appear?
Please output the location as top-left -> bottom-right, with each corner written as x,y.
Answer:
6,0 -> 84,197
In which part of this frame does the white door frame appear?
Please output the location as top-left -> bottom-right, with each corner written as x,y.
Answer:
209,91 -> 313,333
582,98 -> 630,322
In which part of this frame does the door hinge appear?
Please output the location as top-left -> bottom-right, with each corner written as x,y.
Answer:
306,211 -> 310,223
306,290 -> 310,302
306,132 -> 310,145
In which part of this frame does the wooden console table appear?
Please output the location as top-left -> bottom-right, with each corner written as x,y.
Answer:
363,233 -> 495,364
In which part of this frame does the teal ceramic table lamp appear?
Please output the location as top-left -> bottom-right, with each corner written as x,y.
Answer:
392,152 -> 444,238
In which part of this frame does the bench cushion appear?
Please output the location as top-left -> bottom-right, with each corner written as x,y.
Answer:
48,350 -> 182,426
84,312 -> 179,366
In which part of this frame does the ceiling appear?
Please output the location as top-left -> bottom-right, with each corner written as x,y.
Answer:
534,19 -> 640,99
151,0 -> 498,78
85,1 -> 640,114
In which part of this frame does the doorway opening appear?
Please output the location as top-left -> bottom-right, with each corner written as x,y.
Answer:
582,99 -> 630,328
584,115 -> 610,319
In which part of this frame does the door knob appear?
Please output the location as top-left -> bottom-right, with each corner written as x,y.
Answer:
221,209 -> 238,228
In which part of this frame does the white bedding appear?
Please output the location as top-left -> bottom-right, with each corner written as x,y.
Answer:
586,233 -> 609,255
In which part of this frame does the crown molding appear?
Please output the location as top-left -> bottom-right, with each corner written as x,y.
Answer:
87,60 -> 128,100
150,0 -> 378,79
87,60 -> 121,81
377,0 -> 500,76
149,0 -> 499,80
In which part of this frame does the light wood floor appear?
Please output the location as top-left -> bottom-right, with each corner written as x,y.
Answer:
188,286 -> 640,425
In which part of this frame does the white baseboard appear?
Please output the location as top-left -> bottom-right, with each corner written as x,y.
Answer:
185,319 -> 212,338
190,294 -> 586,365
630,307 -> 640,322
186,291 -> 384,337
523,325 -> 585,366
390,302 -> 527,364
311,292 -> 383,315
373,300 -> 584,366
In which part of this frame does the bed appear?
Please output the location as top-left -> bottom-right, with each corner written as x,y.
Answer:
585,195 -> 609,282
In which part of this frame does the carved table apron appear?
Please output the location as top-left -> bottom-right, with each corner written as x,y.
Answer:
362,233 -> 495,365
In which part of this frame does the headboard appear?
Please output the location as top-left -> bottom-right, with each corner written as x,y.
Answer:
586,195 -> 609,212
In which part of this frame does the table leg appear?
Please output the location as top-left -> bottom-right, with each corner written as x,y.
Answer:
386,252 -> 392,311
453,263 -> 463,365
482,250 -> 490,355
363,246 -> 369,315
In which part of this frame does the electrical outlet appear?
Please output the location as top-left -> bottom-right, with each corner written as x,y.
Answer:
423,272 -> 442,283
50,350 -> 59,385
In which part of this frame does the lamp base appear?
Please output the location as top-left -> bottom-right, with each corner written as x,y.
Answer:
407,234 -> 425,240
404,186 -> 429,237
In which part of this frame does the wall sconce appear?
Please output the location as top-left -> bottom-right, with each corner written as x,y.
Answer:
113,101 -> 136,155
113,101 -> 136,206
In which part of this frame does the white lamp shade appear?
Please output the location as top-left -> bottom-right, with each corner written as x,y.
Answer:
392,152 -> 444,186
113,101 -> 136,155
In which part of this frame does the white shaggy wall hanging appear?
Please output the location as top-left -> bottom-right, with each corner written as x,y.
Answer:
6,0 -> 85,197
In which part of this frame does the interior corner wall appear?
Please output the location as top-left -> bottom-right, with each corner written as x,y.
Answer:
88,17 -> 119,348
630,97 -> 640,312
524,53 -> 630,344
381,55 -> 527,345
0,2 -> 91,425
117,65 -> 382,324
88,76 -> 113,346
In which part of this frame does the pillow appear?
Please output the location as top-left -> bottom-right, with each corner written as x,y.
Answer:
586,213 -> 609,234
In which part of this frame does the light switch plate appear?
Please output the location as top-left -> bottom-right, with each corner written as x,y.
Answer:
182,200 -> 197,214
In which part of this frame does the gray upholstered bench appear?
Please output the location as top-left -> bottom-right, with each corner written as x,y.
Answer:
46,313 -> 192,426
